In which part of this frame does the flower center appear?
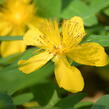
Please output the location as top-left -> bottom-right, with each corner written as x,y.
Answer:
10,11 -> 26,25
51,45 -> 65,55
3,1 -> 34,26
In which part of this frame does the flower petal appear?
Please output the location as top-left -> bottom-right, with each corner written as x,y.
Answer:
54,56 -> 84,93
25,19 -> 62,51
10,26 -> 26,36
37,19 -> 61,48
18,51 -> 53,74
1,40 -> 26,57
29,16 -> 45,28
62,16 -> 86,48
24,25 -> 47,48
0,21 -> 12,36
68,43 -> 109,66
22,0 -> 32,3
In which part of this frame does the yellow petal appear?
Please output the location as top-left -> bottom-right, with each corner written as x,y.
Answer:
1,40 -> 26,57
25,19 -> 63,54
29,16 -> 44,28
68,43 -> 109,66
62,16 -> 86,48
10,26 -> 26,36
37,19 -> 61,48
22,0 -> 32,3
0,12 -> 12,36
54,56 -> 84,93
0,21 -> 12,36
24,25 -> 46,48
18,51 -> 53,74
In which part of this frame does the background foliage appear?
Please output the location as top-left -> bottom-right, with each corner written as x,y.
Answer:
0,0 -> 109,109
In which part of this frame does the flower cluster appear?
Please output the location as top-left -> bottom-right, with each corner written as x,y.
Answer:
0,0 -> 108,93
0,0 -> 41,57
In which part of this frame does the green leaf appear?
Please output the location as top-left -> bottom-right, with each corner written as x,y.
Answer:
0,93 -> 16,109
0,36 -> 22,41
55,93 -> 86,108
20,47 -> 39,60
0,61 -> 54,95
0,54 -> 21,65
62,0 -> 72,9
84,35 -> 109,47
61,1 -> 98,26
90,0 -> 109,13
32,82 -> 59,106
45,90 -> 60,107
0,0 -> 4,4
91,95 -> 109,109
0,48 -> 54,95
61,0 -> 109,26
84,16 -> 98,27
34,0 -> 62,18
13,93 -> 34,105
74,102 -> 93,109
0,48 -> 38,71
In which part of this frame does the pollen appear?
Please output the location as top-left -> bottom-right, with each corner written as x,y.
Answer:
50,45 -> 65,55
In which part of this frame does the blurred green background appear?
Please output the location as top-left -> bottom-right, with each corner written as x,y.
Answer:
0,0 -> 109,109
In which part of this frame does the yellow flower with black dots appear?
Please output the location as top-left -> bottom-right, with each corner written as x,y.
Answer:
18,16 -> 108,93
0,0 -> 41,57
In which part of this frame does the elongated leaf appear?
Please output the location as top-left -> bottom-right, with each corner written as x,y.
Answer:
0,48 -> 38,71
0,54 -> 21,65
0,36 -> 22,41
74,102 -> 93,109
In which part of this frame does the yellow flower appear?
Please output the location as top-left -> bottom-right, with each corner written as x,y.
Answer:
18,16 -> 109,93
0,0 -> 41,57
